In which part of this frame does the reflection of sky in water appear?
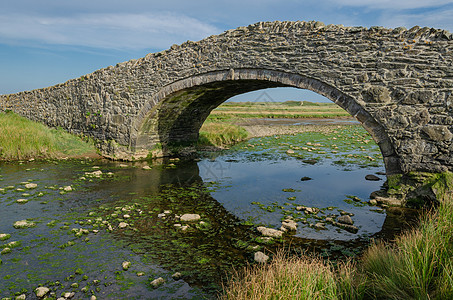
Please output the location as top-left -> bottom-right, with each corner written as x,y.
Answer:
199,155 -> 387,241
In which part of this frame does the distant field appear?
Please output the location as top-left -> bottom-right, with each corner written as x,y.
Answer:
198,101 -> 352,147
208,101 -> 350,120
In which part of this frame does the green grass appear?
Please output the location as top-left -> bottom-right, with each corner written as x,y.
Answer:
198,101 -> 351,148
198,121 -> 249,147
362,195 -> 453,299
221,192 -> 453,300
0,111 -> 97,160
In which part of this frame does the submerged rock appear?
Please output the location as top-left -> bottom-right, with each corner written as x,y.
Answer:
313,222 -> 326,230
150,277 -> 165,288
254,251 -> 269,263
172,272 -> 182,280
332,221 -> 359,233
1,247 -> 11,255
256,226 -> 283,238
63,186 -> 73,192
16,199 -> 28,204
365,174 -> 381,181
300,176 -> 312,181
25,183 -> 37,189
13,220 -> 36,229
142,165 -> 152,170
122,261 -> 131,270
0,233 -> 11,241
180,214 -> 201,222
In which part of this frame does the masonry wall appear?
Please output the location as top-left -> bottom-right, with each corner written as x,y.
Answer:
0,21 -> 452,174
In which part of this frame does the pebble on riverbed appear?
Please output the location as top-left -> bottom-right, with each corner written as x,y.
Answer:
16,198 -> 29,204
256,226 -> 283,238
180,214 -> 201,222
35,286 -> 50,298
122,261 -> 131,270
63,186 -> 73,192
281,219 -> 298,231
150,277 -> 165,288
118,222 -> 128,229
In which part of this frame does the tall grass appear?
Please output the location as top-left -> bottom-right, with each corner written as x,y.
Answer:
0,112 -> 96,160
221,192 -> 453,300
198,122 -> 248,147
221,251 -> 339,300
362,195 -> 453,299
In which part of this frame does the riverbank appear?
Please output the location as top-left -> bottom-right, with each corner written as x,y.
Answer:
0,112 -> 99,161
221,191 -> 453,299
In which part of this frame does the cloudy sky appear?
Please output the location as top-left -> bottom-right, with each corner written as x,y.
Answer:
1,0 -> 452,101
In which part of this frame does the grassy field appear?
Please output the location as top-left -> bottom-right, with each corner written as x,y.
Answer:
0,112 -> 98,160
199,101 -> 351,147
209,101 -> 350,120
221,191 -> 453,299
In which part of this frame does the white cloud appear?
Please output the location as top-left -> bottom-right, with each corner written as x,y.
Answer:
329,0 -> 453,10
0,12 -> 221,50
379,8 -> 453,31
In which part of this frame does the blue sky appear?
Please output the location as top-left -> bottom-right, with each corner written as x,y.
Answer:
1,0 -> 452,102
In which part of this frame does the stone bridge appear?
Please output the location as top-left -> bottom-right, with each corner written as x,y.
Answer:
1,21 -> 453,177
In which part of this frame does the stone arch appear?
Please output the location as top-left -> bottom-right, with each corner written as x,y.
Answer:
133,68 -> 400,174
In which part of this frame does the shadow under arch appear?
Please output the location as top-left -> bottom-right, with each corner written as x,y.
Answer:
133,68 -> 401,175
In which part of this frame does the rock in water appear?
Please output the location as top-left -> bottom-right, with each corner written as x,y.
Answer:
256,226 -> 283,238
122,261 -> 131,270
150,277 -> 165,288
25,183 -> 37,189
254,251 -> 269,263
337,215 -> 354,225
365,174 -> 380,181
281,219 -> 298,231
35,287 -> 50,298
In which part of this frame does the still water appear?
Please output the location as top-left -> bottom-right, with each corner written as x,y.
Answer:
0,125 -> 416,299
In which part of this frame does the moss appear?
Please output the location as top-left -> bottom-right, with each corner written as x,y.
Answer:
387,171 -> 453,207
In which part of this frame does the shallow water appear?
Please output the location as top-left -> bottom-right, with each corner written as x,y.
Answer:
0,126 -> 417,299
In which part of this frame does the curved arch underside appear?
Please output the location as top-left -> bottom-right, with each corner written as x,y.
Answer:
134,69 -> 401,174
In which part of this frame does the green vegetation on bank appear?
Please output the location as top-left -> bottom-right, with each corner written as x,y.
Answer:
198,101 -> 349,147
221,192 -> 453,299
198,121 -> 249,147
212,101 -> 349,119
0,112 -> 97,160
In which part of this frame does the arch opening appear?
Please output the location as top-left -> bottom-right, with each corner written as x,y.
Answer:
133,69 -> 401,175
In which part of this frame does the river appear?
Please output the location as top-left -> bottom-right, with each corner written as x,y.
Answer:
0,124 -> 418,299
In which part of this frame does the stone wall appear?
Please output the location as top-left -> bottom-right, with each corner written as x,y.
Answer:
0,21 -> 452,175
